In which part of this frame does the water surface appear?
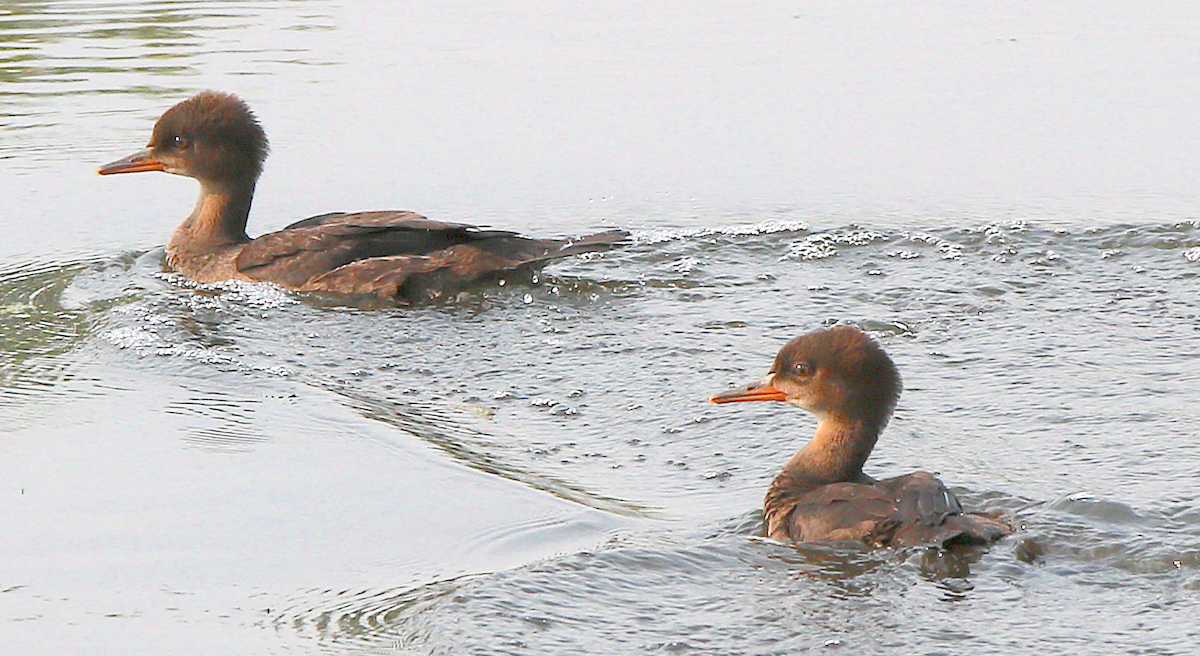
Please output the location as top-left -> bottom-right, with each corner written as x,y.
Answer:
1,2 -> 1199,654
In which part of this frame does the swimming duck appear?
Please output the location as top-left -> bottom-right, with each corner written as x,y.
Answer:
711,325 -> 1009,547
99,91 -> 626,301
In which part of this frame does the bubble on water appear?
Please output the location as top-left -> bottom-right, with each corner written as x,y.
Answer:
101,301 -> 293,377
782,230 -> 887,261
902,231 -> 963,259
633,219 -> 809,245
157,273 -> 298,309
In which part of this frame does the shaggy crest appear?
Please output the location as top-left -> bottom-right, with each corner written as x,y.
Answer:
771,325 -> 902,425
152,91 -> 270,179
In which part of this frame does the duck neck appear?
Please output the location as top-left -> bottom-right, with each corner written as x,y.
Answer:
169,177 -> 255,253
772,414 -> 884,492
763,414 -> 883,540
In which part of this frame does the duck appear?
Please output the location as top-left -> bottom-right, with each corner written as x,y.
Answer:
710,325 -> 1010,548
98,91 -> 627,302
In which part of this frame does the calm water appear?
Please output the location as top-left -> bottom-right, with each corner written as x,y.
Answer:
2,2 -> 1199,655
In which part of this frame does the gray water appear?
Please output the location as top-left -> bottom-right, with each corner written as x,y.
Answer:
2,2 -> 1199,654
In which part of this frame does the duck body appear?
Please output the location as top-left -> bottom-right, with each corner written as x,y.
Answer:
764,469 -> 1007,547
173,208 -> 625,300
100,91 -> 626,302
711,325 -> 1009,548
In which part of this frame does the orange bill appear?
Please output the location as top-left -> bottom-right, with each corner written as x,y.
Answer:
98,148 -> 165,175
709,374 -> 786,404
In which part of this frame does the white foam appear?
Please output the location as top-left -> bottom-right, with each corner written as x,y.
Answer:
631,219 -> 809,245
103,304 -> 295,377
902,231 -> 964,260
782,229 -> 887,261
156,273 -> 299,309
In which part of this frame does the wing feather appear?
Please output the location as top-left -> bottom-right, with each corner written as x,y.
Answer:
234,210 -> 626,295
774,471 -> 1009,547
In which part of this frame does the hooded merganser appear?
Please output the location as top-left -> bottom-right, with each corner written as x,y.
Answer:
99,91 -> 626,302
711,325 -> 1009,548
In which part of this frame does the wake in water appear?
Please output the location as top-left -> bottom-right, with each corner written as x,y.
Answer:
9,215 -> 1199,654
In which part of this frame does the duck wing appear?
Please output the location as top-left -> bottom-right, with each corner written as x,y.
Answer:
873,471 -> 1009,546
774,481 -> 898,543
235,211 -> 627,293
776,472 -> 1009,547
236,211 -> 509,288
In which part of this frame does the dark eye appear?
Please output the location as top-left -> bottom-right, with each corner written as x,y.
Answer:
168,135 -> 189,150
793,361 -> 812,376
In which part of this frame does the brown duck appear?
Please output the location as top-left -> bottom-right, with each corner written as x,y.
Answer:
711,325 -> 1009,548
99,91 -> 626,301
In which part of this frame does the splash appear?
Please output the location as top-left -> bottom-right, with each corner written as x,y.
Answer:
782,229 -> 888,261
632,219 -> 810,245
156,273 -> 299,310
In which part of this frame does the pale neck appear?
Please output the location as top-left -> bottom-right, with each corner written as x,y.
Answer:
778,414 -> 884,487
169,178 -> 255,251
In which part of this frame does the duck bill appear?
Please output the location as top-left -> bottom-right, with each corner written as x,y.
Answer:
709,374 -> 787,404
98,148 -> 165,175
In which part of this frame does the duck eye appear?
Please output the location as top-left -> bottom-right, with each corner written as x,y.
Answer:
169,135 -> 189,150
793,361 -> 812,376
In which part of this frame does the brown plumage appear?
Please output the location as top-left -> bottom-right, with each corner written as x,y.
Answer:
98,91 -> 626,302
710,325 -> 1010,548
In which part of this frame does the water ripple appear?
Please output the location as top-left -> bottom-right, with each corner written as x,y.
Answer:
34,217 -> 1200,654
0,253 -> 114,428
